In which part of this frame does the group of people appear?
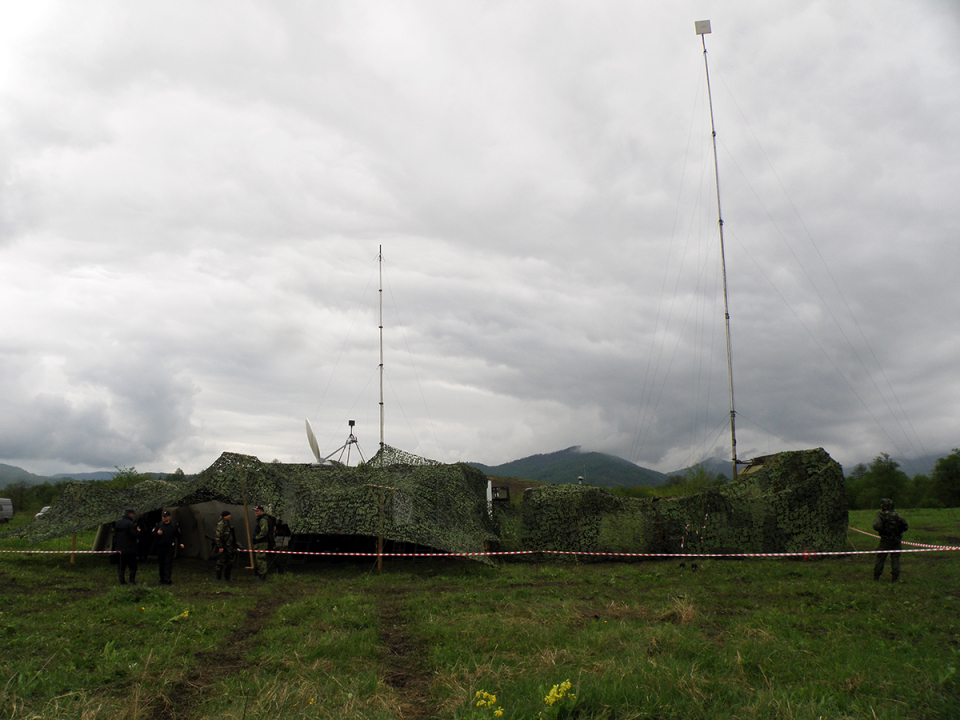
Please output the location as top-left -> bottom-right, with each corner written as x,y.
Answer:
114,508 -> 185,585
115,505 -> 277,585
213,505 -> 276,582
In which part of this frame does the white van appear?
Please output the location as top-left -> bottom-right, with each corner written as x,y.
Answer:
0,498 -> 13,524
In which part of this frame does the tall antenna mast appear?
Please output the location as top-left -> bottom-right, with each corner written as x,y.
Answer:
378,245 -> 385,461
696,20 -> 739,480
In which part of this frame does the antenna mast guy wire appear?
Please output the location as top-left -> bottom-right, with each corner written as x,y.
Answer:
697,20 -> 739,480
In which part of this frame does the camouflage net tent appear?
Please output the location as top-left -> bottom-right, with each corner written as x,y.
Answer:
519,448 -> 848,557
7,445 -> 500,560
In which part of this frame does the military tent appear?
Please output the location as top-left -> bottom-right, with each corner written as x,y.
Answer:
7,446 -> 500,561
520,448 -> 849,557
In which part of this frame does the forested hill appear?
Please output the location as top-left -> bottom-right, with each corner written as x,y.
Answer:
0,464 -> 56,487
468,446 -> 668,487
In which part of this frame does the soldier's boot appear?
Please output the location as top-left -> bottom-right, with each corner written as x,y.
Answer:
224,566 -> 233,582
216,569 -> 222,580
257,573 -> 266,582
873,574 -> 881,581
891,574 -> 899,583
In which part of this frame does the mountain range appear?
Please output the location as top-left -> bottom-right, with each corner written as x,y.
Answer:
0,449 -> 944,491
467,446 -> 671,488
0,464 -> 145,487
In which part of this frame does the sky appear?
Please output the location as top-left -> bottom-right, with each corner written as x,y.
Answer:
1,0 -> 958,477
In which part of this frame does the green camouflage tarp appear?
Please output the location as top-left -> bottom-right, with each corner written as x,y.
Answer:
520,448 -> 848,557
6,446 -> 499,557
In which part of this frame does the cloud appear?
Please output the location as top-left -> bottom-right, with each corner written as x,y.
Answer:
0,0 -> 958,477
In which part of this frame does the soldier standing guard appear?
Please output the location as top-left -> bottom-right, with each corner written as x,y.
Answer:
115,508 -> 140,585
215,510 -> 238,582
252,505 -> 276,582
153,510 -> 184,585
873,498 -> 909,583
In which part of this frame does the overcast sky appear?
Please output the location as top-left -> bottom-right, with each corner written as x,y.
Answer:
1,1 -> 958,477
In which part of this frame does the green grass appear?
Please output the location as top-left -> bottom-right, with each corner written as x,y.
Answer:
1,510 -> 958,719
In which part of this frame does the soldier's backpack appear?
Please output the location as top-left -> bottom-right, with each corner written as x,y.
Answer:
880,510 -> 907,538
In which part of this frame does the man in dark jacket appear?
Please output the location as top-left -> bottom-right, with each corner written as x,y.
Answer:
214,510 -> 238,582
115,508 -> 140,585
873,498 -> 909,582
153,510 -> 184,585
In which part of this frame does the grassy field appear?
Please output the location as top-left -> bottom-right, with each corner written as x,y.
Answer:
1,508 -> 958,720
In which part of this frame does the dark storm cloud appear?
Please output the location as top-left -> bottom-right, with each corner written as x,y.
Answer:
0,1 -> 958,475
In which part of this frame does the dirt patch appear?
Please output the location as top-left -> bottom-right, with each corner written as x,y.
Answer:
376,589 -> 437,719
573,600 -> 651,627
146,592 -> 288,720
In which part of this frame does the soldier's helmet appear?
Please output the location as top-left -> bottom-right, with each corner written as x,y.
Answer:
879,498 -> 894,511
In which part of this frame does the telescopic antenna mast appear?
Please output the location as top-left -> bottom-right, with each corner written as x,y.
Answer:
696,20 -> 739,480
378,245 -> 385,462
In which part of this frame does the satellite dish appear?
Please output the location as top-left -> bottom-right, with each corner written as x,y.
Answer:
305,418 -> 323,464
304,418 -> 364,467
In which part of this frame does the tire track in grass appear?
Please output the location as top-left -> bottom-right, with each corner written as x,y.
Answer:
146,591 -> 288,720
376,588 -> 437,719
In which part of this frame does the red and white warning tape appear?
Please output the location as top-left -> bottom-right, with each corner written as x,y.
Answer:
847,526 -> 955,549
1,528 -> 957,559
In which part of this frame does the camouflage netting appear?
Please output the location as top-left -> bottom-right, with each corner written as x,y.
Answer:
6,445 -> 499,558
520,448 -> 848,557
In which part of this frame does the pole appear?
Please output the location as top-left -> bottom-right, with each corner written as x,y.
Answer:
698,21 -> 739,480
239,473 -> 255,569
367,483 -> 397,572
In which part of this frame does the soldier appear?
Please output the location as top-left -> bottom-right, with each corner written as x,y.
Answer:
873,498 -> 909,582
153,510 -> 184,585
252,505 -> 276,582
214,509 -> 238,582
115,508 -> 140,585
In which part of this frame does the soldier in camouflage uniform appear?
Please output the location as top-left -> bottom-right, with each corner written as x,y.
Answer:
214,510 -> 238,582
873,498 -> 908,582
252,505 -> 276,582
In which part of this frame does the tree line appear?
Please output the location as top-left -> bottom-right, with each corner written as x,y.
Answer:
611,451 -> 960,510
0,467 -> 185,515
845,450 -> 960,509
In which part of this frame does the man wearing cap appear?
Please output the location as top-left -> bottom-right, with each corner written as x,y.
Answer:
153,510 -> 185,585
115,508 -> 140,585
214,510 -> 238,582
252,505 -> 276,582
